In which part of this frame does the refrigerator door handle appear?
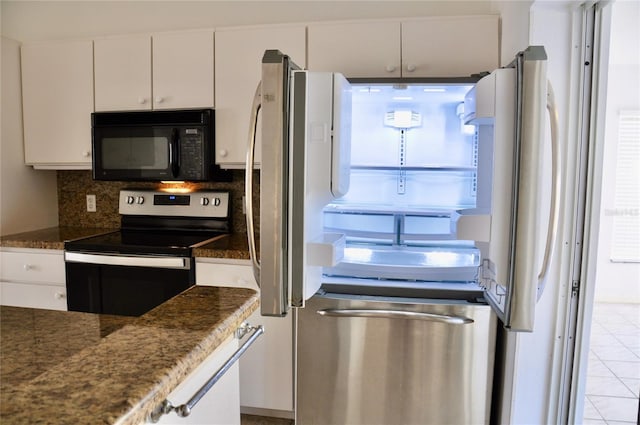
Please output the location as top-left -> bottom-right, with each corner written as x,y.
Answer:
537,80 -> 562,298
245,82 -> 262,286
317,308 -> 474,325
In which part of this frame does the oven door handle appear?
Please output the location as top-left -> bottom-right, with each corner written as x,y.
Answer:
64,252 -> 190,269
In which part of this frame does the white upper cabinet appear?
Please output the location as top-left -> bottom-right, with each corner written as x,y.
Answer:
152,30 -> 214,109
94,35 -> 152,111
94,30 -> 214,112
307,21 -> 401,77
402,16 -> 499,77
215,25 -> 306,168
308,16 -> 499,78
21,40 -> 94,169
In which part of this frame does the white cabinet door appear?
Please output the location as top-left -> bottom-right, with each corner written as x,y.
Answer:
307,17 -> 499,79
152,30 -> 214,110
0,248 -> 67,310
148,336 -> 241,425
307,21 -> 401,77
195,259 -> 294,415
214,25 -> 306,168
94,35 -> 152,111
21,40 -> 94,169
401,16 -> 499,77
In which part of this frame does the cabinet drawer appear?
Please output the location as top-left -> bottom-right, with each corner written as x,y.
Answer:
195,260 -> 256,290
1,250 -> 65,284
0,281 -> 67,311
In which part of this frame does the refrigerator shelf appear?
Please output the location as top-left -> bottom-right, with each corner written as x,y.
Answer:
323,244 -> 480,282
349,165 -> 478,172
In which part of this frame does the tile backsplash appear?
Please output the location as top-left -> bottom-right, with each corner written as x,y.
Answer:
57,170 -> 259,234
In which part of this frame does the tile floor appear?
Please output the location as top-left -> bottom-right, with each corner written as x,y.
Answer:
582,303 -> 640,424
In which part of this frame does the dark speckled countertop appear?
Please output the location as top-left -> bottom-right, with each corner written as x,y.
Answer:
0,226 -> 117,250
0,226 -> 251,260
0,286 -> 259,425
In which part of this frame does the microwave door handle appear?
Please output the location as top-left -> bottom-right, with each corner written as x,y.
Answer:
170,128 -> 180,178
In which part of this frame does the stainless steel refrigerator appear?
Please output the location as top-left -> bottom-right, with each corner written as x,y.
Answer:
245,47 -> 560,424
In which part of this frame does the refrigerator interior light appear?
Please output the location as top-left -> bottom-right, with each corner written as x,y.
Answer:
384,110 -> 422,129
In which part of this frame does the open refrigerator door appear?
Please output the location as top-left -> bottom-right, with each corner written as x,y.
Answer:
245,50 -> 352,317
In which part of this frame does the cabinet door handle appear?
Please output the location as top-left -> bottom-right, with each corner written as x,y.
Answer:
149,324 -> 264,422
155,96 -> 164,104
23,264 -> 35,271
405,63 -> 417,72
385,64 -> 397,73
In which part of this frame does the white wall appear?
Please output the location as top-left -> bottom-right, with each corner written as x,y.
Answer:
593,0 -> 640,303
492,0 -> 533,66
0,37 -> 59,235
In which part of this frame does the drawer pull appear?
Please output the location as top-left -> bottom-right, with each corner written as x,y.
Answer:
54,292 -> 66,300
23,264 -> 35,271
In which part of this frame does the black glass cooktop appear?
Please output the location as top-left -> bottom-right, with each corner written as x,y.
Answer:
65,230 -> 225,257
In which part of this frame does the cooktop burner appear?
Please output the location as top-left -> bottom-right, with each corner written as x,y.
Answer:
65,230 -> 226,256
65,189 -> 231,257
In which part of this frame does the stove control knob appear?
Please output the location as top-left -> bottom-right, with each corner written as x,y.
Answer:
136,196 -> 145,205
127,196 -> 135,205
200,197 -> 210,206
214,197 -> 221,206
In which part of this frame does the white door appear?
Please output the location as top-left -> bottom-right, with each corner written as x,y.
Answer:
494,2 -> 637,423
94,35 -> 151,111
152,30 -> 214,110
215,25 -> 305,168
569,1 -> 640,423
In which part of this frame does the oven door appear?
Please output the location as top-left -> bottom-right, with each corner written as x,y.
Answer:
64,252 -> 194,316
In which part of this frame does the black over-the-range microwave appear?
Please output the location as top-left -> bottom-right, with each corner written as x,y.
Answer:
92,109 -> 226,182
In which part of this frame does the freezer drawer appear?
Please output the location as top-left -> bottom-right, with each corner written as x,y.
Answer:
296,293 -> 497,425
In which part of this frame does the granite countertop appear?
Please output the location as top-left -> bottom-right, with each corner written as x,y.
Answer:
0,226 -> 117,250
193,233 -> 251,260
0,226 -> 251,260
0,285 -> 259,425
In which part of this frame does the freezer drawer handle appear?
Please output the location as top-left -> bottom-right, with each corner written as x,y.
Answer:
317,309 -> 473,325
149,323 -> 264,422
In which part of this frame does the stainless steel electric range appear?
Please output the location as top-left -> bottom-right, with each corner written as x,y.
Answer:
64,189 -> 230,316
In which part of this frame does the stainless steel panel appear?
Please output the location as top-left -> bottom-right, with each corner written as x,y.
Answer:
504,46 -> 548,331
296,293 -> 497,425
259,50 -> 300,316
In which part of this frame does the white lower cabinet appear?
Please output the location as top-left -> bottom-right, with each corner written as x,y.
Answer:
0,248 -> 67,311
147,335 -> 241,425
195,259 -> 294,417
